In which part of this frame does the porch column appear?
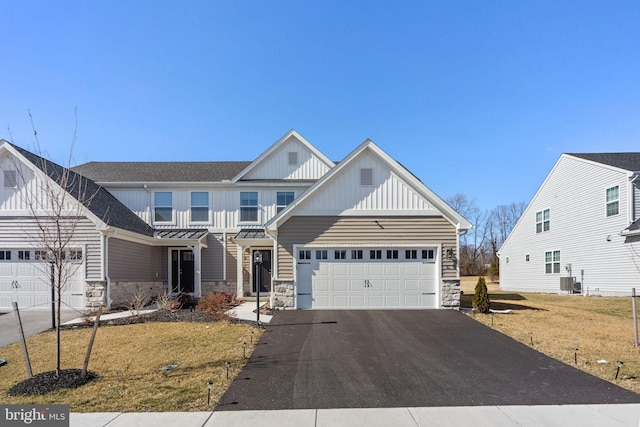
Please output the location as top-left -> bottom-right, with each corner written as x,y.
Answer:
236,245 -> 244,299
194,244 -> 202,298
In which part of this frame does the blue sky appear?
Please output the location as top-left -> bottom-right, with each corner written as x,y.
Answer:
1,1 -> 639,212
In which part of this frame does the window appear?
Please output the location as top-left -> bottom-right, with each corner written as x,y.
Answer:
525,254 -> 530,262
360,168 -> 373,186
351,250 -> 363,260
0,250 -> 11,260
191,192 -> 209,222
316,250 -> 328,260
276,192 -> 294,213
35,250 -> 49,261
386,249 -> 398,259
18,250 -> 30,260
4,170 -> 17,188
370,250 -> 382,260
536,209 -> 550,233
69,249 -> 83,261
421,249 -> 435,260
506,257 -> 510,264
154,192 -> 173,223
545,250 -> 560,274
299,250 -> 311,260
334,250 -> 346,260
240,192 -> 259,222
288,152 -> 298,165
405,249 -> 417,259
606,186 -> 619,217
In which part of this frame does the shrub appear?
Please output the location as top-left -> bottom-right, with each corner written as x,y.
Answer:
127,290 -> 151,317
196,292 -> 237,318
472,276 -> 491,314
155,292 -> 180,312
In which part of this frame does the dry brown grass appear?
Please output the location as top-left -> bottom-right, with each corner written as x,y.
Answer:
461,276 -> 640,393
0,321 -> 262,412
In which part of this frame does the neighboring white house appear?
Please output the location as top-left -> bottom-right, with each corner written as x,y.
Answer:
0,130 -> 471,310
499,152 -> 640,296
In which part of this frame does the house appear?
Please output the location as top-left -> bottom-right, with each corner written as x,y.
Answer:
0,130 -> 471,310
499,152 -> 640,296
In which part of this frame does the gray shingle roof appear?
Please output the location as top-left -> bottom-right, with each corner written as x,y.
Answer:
73,161 -> 252,182
568,153 -> 640,172
11,143 -> 155,237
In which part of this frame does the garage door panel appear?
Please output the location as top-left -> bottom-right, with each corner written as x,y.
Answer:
297,246 -> 439,310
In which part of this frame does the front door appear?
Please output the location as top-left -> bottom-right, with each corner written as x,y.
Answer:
171,249 -> 195,294
252,249 -> 272,293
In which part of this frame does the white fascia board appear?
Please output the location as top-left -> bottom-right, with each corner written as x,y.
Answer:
1,141 -> 109,232
231,129 -> 335,183
95,181 -> 236,189
293,209 -> 444,216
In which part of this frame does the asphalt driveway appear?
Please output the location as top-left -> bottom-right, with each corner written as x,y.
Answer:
217,310 -> 640,410
0,309 -> 79,348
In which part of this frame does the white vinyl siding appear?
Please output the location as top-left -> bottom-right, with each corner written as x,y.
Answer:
500,155 -> 634,295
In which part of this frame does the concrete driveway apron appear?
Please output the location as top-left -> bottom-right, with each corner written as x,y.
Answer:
217,310 -> 640,410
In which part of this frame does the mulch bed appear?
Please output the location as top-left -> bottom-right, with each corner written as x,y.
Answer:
8,369 -> 98,396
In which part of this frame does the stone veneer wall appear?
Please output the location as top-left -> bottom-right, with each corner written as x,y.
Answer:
109,281 -> 165,309
441,279 -> 461,309
85,281 -> 107,309
201,281 -> 235,295
272,280 -> 294,308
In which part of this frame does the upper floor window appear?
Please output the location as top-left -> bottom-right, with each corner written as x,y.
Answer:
360,168 -> 373,186
288,152 -> 298,165
606,186 -> 619,217
154,192 -> 173,223
240,192 -> 259,222
191,192 -> 209,223
4,170 -> 17,188
545,250 -> 560,274
536,209 -> 550,233
276,192 -> 294,213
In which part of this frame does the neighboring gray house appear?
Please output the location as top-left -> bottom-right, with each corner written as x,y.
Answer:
0,130 -> 471,310
499,152 -> 640,296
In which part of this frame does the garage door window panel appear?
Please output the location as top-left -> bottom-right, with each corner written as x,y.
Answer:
351,250 -> 363,260
18,250 -> 30,260
405,250 -> 417,259
0,250 -> 11,260
422,249 -> 435,261
335,250 -> 346,260
386,250 -> 398,259
315,250 -> 327,259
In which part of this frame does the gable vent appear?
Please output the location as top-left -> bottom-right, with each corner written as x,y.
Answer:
288,151 -> 299,165
360,168 -> 373,186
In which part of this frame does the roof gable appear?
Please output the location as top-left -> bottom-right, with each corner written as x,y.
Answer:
567,152 -> 640,173
0,140 -> 154,237
233,130 -> 335,182
266,139 -> 472,231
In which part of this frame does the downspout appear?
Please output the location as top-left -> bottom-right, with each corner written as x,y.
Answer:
629,173 -> 640,223
104,234 -> 112,309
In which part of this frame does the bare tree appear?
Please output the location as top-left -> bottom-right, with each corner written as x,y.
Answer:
11,111 -> 97,376
446,193 -> 489,276
485,201 -> 527,280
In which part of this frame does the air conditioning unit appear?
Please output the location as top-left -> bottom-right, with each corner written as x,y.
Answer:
560,277 -> 575,291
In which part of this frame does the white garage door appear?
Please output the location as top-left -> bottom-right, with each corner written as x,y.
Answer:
0,249 -> 85,310
296,247 -> 439,309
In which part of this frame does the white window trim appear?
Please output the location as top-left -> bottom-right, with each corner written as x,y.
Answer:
190,191 -> 210,224
288,151 -> 299,166
239,191 -> 260,224
605,185 -> 620,217
153,191 -> 174,224
360,168 -> 373,186
535,208 -> 550,233
276,191 -> 294,214
544,250 -> 561,274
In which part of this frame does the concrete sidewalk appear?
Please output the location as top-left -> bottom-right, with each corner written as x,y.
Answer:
71,404 -> 640,426
225,301 -> 273,324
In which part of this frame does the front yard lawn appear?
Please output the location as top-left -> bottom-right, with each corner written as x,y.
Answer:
0,321 -> 262,412
461,277 -> 640,394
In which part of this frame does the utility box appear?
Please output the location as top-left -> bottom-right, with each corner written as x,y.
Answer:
560,277 -> 575,291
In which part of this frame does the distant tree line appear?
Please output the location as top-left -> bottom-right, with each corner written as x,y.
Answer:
446,193 -> 526,281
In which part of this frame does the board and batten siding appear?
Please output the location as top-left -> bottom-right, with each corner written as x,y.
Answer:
0,216 -> 102,280
276,216 -> 457,280
242,136 -> 332,181
500,155 -> 635,295
107,237 -> 162,281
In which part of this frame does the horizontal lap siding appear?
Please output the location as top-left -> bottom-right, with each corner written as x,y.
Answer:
108,237 -> 162,281
0,216 -> 102,280
202,234 -> 224,280
277,216 -> 457,280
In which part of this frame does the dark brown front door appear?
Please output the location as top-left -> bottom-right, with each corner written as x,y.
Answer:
252,249 -> 272,293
